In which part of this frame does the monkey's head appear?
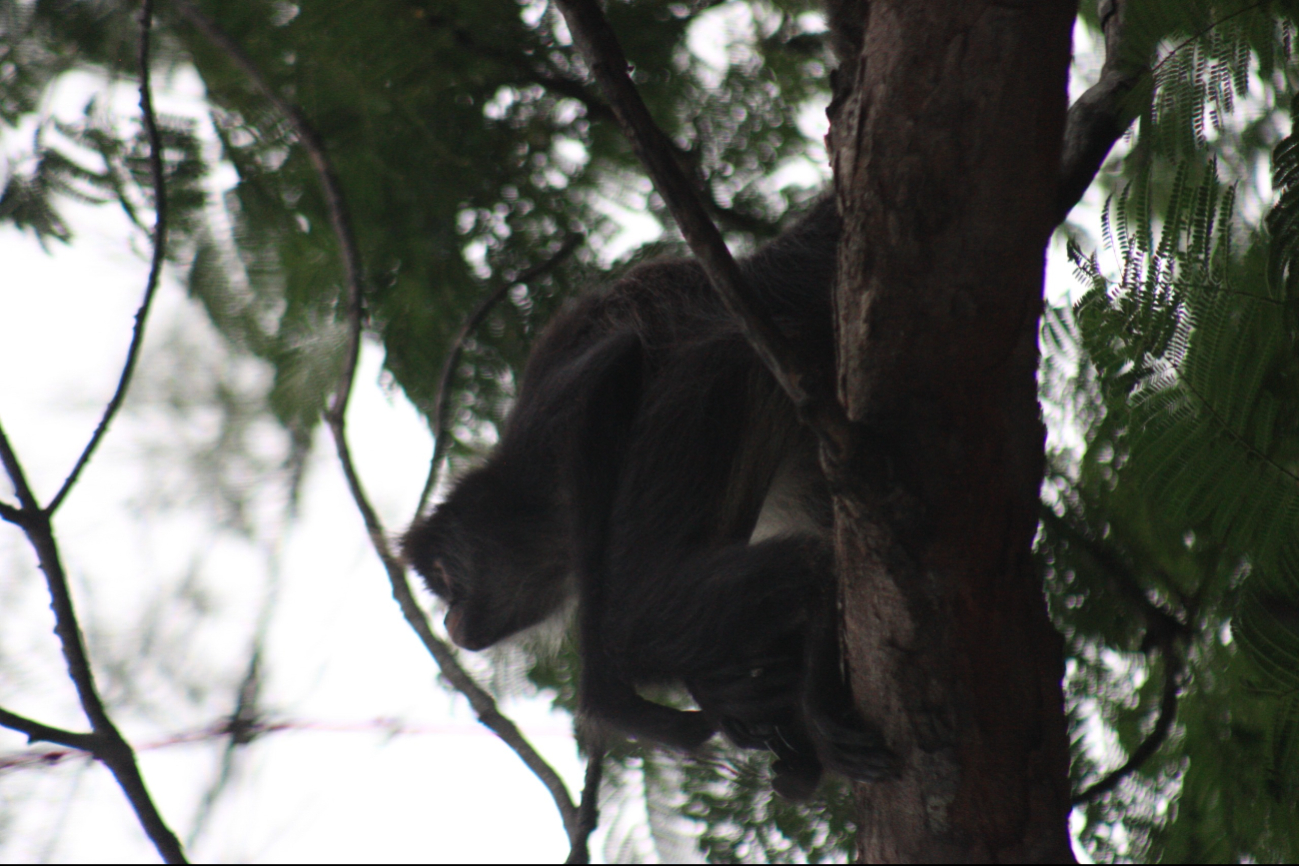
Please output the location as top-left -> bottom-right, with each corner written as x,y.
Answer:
401,465 -> 571,651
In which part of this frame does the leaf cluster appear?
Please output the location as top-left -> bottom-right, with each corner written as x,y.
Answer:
1043,6 -> 1299,854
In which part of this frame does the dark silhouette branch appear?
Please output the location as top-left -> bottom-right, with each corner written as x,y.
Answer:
47,0 -> 172,516
173,2 -> 584,844
0,7 -> 188,862
326,414 -> 584,844
1039,509 -> 1188,804
0,706 -> 98,752
1057,0 -> 1147,223
552,0 -> 847,448
0,500 -> 22,526
1040,507 -> 1189,641
415,233 -> 583,517
564,740 -> 606,865
1072,646 -> 1183,805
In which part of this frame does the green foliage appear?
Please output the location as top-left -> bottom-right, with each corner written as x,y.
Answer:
1043,13 -> 1299,854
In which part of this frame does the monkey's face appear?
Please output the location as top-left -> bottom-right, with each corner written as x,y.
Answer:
401,471 -> 571,651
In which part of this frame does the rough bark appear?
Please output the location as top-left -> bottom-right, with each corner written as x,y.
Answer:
824,2 -> 1078,861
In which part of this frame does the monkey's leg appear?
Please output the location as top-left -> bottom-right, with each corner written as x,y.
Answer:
599,537 -> 828,790
569,331 -> 720,752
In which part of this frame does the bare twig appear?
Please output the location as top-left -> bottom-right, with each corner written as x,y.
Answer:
415,233 -> 583,516
1040,508 -> 1189,638
0,7 -> 187,861
47,0 -> 171,516
1072,647 -> 1183,804
327,418 -> 584,838
565,740 -> 606,865
0,706 -> 98,752
1040,509 -> 1188,804
1058,0 -> 1145,222
170,0 -> 365,369
551,0 -> 847,446
172,1 -> 584,842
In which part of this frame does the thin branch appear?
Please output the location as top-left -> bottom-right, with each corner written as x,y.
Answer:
47,0 -> 172,515
1058,0 -> 1271,223
0,707 -> 98,752
1072,645 -> 1183,804
1058,0 -> 1146,223
174,2 -> 584,840
0,9 -> 186,861
1039,508 -> 1189,803
565,741 -> 606,865
326,400 -> 582,841
170,0 -> 367,413
1040,507 -> 1189,638
415,233 -> 583,517
551,0 -> 848,448
0,422 -> 39,516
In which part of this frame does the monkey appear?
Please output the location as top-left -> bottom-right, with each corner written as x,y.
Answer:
403,197 -> 893,798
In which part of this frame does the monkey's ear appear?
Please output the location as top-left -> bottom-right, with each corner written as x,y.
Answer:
400,513 -> 454,598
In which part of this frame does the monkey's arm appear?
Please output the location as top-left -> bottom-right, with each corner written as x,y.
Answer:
569,331 -> 717,750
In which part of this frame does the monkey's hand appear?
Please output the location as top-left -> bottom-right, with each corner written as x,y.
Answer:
808,703 -> 896,782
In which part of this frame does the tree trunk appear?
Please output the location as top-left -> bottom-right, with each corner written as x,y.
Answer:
824,2 -> 1078,861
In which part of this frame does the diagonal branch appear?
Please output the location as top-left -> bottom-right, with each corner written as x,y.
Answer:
564,739 -> 605,865
1057,0 -> 1147,223
551,0 -> 848,449
1072,645 -> 1183,804
1040,507 -> 1189,639
0,7 -> 187,862
47,0 -> 172,516
173,3 -> 586,848
1040,508 -> 1188,804
0,706 -> 98,752
415,233 -> 583,517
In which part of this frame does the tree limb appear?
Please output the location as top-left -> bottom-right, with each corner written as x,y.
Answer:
173,2 -> 585,843
0,500 -> 23,526
1039,508 -> 1188,803
1072,645 -> 1183,805
1040,507 -> 1189,641
551,0 -> 848,449
0,7 -> 188,861
1057,0 -> 1146,223
564,739 -> 605,865
415,233 -> 583,517
47,0 -> 172,516
0,706 -> 98,752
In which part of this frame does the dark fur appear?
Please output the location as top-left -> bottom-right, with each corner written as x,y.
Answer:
403,199 -> 891,797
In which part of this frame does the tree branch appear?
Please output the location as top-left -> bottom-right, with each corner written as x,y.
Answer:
1057,0 -> 1146,223
564,741 -> 605,865
1072,645 -> 1183,805
0,500 -> 23,526
0,8 -> 188,861
1040,507 -> 1188,641
174,2 -> 584,842
415,233 -> 583,517
0,706 -> 98,752
551,0 -> 848,448
327,413 -> 582,839
1039,508 -> 1188,804
47,0 -> 172,516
